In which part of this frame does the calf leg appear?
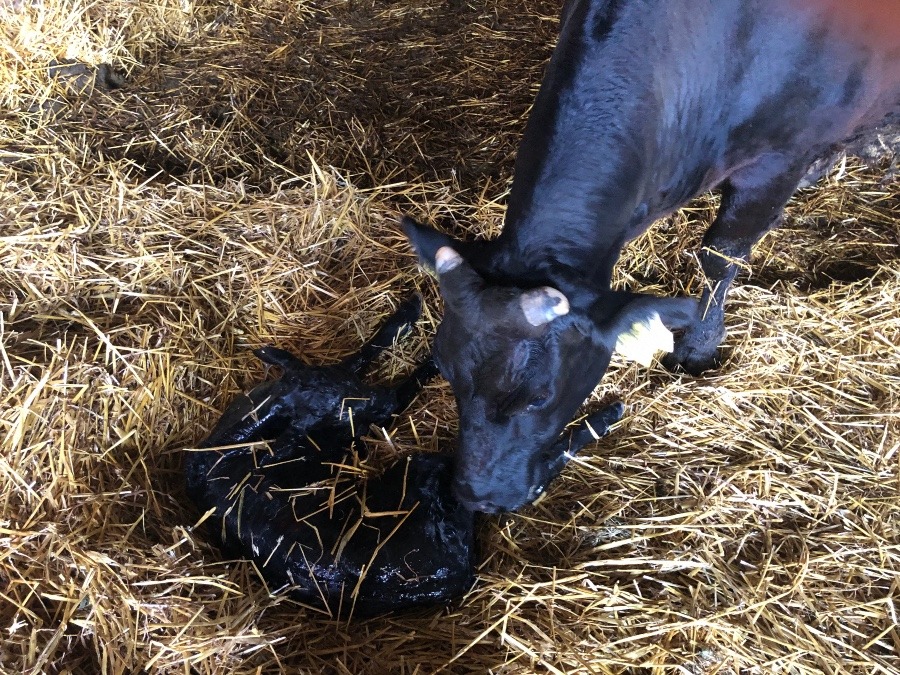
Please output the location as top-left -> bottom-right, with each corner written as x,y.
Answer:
191,297 -> 425,484
346,356 -> 441,438
341,295 -> 422,375
391,357 -> 441,413
664,158 -> 807,375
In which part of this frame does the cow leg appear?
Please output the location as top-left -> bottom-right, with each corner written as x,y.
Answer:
664,159 -> 807,375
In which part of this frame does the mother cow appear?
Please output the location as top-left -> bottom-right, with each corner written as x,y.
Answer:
404,0 -> 900,513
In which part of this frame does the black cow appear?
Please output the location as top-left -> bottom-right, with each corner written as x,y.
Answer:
404,0 -> 900,513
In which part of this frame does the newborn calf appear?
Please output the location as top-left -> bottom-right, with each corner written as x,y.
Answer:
185,296 -> 624,617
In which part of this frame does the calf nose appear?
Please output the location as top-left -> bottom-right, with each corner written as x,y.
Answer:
451,478 -> 504,514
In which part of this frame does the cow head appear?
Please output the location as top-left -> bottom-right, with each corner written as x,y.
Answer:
404,217 -> 697,513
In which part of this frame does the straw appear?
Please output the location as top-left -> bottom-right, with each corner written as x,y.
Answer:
1,0 -> 897,672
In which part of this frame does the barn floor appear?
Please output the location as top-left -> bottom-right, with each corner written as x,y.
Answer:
1,0 -> 899,673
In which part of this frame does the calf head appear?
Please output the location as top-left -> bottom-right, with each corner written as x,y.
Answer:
405,217 -> 697,513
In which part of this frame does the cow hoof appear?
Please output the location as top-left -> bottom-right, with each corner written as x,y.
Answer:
662,321 -> 726,376
661,343 -> 722,376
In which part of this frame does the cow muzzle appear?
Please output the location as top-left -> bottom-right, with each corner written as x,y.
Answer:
451,476 -> 523,514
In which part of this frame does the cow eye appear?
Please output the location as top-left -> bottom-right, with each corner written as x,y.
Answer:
493,387 -> 543,420
525,391 -> 550,411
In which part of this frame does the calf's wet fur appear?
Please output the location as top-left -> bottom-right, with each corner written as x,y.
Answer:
184,296 -> 623,617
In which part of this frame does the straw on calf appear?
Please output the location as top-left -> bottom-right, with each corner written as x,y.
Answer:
403,0 -> 900,514
184,296 -> 624,616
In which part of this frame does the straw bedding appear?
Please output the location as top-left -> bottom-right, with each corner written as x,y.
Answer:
1,0 -> 898,672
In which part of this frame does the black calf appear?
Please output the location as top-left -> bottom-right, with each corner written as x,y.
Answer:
185,297 -> 624,616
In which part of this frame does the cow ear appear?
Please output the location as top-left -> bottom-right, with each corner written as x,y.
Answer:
520,287 -> 569,327
435,246 -> 485,316
599,296 -> 698,366
402,216 -> 459,270
613,313 -> 675,366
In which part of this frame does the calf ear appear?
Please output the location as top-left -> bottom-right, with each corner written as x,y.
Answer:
402,216 -> 458,270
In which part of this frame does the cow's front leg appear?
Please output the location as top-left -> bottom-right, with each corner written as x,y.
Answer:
664,159 -> 806,375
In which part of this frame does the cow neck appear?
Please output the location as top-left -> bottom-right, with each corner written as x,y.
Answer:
483,22 -> 660,312
478,163 -> 652,314
472,238 -> 615,317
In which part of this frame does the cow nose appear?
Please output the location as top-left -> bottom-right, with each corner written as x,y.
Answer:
452,478 -> 504,514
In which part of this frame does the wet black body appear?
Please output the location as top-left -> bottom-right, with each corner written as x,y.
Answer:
404,0 -> 900,513
185,297 -> 624,616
